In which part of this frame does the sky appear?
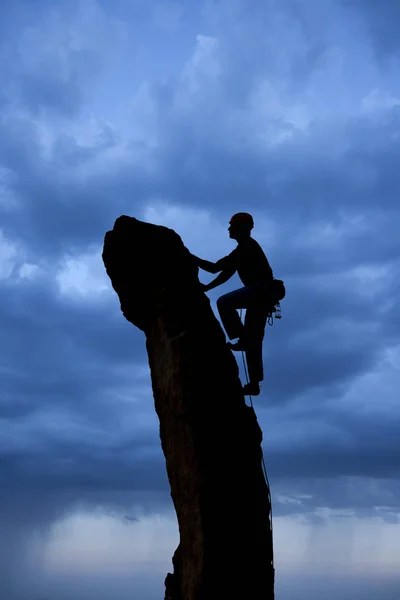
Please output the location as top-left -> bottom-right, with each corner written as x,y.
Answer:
1,0 -> 400,598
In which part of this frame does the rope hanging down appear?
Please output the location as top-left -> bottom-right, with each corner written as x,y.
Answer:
239,308 -> 275,578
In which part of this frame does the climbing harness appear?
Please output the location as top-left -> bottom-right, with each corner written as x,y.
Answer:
238,304 -> 281,585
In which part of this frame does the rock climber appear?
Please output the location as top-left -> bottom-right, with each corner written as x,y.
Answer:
191,212 -> 285,397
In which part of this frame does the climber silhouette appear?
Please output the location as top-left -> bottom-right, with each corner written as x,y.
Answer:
192,212 -> 285,396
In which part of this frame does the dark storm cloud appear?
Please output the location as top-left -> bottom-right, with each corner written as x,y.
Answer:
269,409 -> 400,482
266,405 -> 400,520
0,278 -> 147,409
0,446 -> 167,493
273,475 -> 400,523
0,0 -> 122,115
265,298 -> 395,401
18,72 -> 83,117
146,106 -> 400,223
0,113 -> 127,255
343,0 -> 400,58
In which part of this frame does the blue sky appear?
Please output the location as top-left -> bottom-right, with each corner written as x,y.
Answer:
1,1 -> 400,598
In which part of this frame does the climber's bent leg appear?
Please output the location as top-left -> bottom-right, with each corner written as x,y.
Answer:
216,287 -> 253,340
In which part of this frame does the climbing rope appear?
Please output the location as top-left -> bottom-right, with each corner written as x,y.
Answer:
239,308 -> 275,577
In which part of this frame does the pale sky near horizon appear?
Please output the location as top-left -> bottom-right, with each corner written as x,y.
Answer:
1,1 -> 400,599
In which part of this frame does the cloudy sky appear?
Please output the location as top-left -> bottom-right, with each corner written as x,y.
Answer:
1,0 -> 400,598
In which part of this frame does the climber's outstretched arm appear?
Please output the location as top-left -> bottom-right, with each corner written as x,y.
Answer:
191,254 -> 221,274
203,266 -> 236,292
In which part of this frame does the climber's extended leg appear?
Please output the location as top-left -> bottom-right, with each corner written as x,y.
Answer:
242,303 -> 269,394
216,287 -> 253,342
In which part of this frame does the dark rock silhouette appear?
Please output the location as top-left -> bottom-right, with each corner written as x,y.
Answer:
102,215 -> 274,600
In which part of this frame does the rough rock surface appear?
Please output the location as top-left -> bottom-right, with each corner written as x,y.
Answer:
102,215 -> 274,600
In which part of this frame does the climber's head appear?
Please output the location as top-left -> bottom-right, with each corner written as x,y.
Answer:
228,212 -> 254,240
